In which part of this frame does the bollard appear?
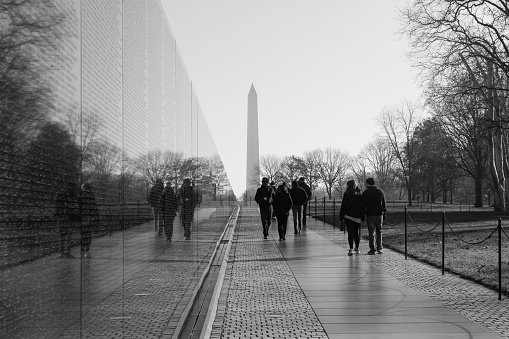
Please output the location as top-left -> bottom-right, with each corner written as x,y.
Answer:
333,198 -> 336,228
404,207 -> 407,260
442,212 -> 445,275
498,218 -> 502,300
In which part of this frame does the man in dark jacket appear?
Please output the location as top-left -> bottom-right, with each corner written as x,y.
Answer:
160,181 -> 177,243
289,180 -> 308,234
298,177 -> 312,226
362,178 -> 386,255
178,178 -> 196,240
148,179 -> 164,235
254,177 -> 274,239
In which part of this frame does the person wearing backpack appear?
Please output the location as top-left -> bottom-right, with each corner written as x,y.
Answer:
339,180 -> 365,256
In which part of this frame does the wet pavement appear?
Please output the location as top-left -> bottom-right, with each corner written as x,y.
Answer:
2,205 -> 508,338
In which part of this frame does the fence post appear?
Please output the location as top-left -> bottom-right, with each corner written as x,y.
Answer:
333,198 -> 336,228
442,212 -> 445,275
109,205 -> 112,236
404,207 -> 407,260
498,218 -> 502,300
322,197 -> 325,224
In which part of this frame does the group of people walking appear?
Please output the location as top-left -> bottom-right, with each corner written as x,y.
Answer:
148,178 -> 197,242
255,177 -> 312,241
254,176 -> 386,256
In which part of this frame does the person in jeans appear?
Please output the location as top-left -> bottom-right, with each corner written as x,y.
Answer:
254,177 -> 274,239
289,180 -> 308,234
272,182 -> 293,241
362,177 -> 386,255
339,180 -> 365,256
159,181 -> 177,243
148,179 -> 164,235
298,177 -> 312,226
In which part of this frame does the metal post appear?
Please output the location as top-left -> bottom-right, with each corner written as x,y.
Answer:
404,207 -> 407,260
323,197 -> 325,224
314,197 -> 317,217
333,198 -> 336,228
498,218 -> 502,300
442,212 -> 445,275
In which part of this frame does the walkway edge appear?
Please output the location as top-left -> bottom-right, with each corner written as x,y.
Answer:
171,206 -> 239,339
199,206 -> 240,339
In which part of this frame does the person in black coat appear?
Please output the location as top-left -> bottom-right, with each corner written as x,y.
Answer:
148,179 -> 164,235
289,180 -> 308,234
339,180 -> 365,256
178,178 -> 196,240
298,177 -> 312,226
80,183 -> 99,259
272,182 -> 293,241
159,181 -> 177,243
362,177 -> 386,254
254,177 -> 274,239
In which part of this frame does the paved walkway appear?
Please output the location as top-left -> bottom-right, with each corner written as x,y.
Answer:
2,204 -> 509,338
211,206 -> 508,338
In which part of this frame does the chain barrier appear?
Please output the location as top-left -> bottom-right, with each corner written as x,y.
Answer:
406,211 -> 441,233
500,224 -> 509,241
444,217 -> 498,245
383,216 -> 402,227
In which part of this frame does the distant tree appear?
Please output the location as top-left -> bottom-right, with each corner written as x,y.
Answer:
281,155 -> 306,184
302,149 -> 322,192
258,154 -> 284,184
359,137 -> 398,193
135,150 -> 166,185
315,147 -> 350,199
379,100 -> 421,206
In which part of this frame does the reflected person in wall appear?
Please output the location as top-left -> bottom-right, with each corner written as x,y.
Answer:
178,178 -> 196,240
148,179 -> 164,235
55,181 -> 80,259
80,183 -> 99,259
160,181 -> 177,243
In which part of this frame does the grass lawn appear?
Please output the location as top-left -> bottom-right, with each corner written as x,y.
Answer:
315,209 -> 509,296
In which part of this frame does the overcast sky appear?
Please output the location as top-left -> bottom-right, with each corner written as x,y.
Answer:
161,0 -> 422,197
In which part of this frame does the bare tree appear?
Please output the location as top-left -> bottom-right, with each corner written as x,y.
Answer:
65,109 -> 102,172
258,154 -> 284,184
360,137 -> 399,193
379,101 -> 421,206
281,155 -> 306,184
401,0 -> 509,210
136,150 -> 166,185
302,149 -> 322,192
315,147 -> 350,199
85,139 -> 122,187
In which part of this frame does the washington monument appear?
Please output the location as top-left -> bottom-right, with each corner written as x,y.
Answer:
246,84 -> 260,196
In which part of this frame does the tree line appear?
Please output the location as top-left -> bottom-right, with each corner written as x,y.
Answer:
253,0 -> 508,211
